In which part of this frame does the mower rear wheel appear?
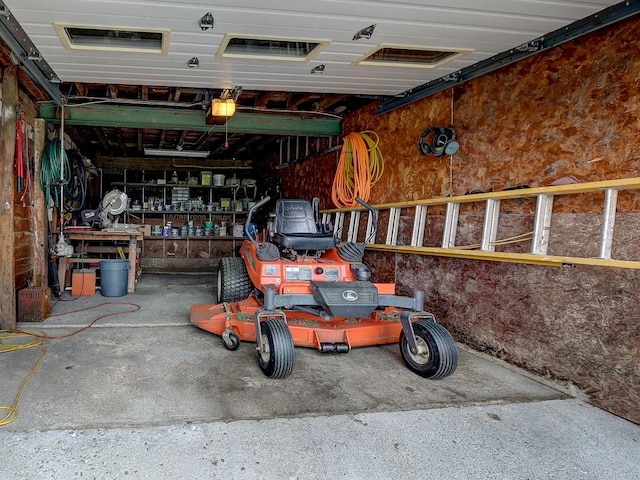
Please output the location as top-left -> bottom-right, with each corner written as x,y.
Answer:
217,257 -> 252,303
399,320 -> 458,379
257,318 -> 295,379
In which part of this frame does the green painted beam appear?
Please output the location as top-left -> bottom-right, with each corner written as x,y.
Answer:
38,103 -> 341,136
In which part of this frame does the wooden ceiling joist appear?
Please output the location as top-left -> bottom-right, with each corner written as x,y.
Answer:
116,127 -> 126,154
74,82 -> 87,97
288,93 -> 321,110
92,127 -> 109,152
158,130 -> 167,149
193,131 -> 216,150
65,126 -> 88,153
314,94 -> 350,112
177,129 -> 188,149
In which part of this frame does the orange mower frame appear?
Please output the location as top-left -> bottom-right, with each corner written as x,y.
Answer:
190,196 -> 458,379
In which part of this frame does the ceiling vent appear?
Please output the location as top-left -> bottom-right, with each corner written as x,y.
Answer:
54,24 -> 170,54
354,45 -> 472,69
218,34 -> 328,61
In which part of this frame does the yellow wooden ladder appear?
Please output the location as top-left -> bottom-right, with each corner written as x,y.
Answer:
321,177 -> 640,270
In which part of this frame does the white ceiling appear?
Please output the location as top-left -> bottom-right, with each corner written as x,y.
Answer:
4,0 -> 621,96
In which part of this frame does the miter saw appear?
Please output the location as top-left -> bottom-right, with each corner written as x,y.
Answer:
81,189 -> 134,230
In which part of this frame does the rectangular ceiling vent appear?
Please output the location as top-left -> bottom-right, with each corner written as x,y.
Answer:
218,34 -> 329,61
54,24 -> 170,54
355,45 -> 473,69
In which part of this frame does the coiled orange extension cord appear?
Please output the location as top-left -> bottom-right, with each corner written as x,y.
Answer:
331,131 -> 384,208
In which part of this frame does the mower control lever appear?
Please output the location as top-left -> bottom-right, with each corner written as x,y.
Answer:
245,196 -> 271,244
355,197 -> 378,243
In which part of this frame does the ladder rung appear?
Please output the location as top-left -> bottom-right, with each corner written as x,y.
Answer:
411,205 -> 427,247
347,211 -> 361,243
532,194 -> 554,255
481,199 -> 501,252
365,211 -> 376,245
442,202 -> 460,248
599,188 -> 618,259
333,212 -> 345,240
386,207 -> 401,246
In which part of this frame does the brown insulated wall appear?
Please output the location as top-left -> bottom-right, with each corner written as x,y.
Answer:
283,17 -> 640,423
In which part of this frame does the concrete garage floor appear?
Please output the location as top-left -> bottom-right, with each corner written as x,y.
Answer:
1,274 -> 639,479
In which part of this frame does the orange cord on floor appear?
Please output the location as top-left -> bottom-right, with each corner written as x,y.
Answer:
16,302 -> 141,340
331,131 -> 384,208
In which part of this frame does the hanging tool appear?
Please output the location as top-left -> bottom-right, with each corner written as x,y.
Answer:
15,113 -> 27,194
40,138 -> 70,208
20,116 -> 31,205
418,126 -> 459,157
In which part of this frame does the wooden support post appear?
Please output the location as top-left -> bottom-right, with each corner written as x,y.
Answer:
0,66 -> 18,330
57,256 -> 68,293
128,235 -> 138,293
32,119 -> 47,287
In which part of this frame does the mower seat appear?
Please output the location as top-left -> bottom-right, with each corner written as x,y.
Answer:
273,199 -> 337,251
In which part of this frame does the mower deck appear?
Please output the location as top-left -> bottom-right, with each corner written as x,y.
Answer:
190,297 -> 406,351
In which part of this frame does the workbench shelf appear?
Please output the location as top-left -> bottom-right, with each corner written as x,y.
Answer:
128,209 -> 248,215
112,169 -> 257,267
143,237 -> 247,241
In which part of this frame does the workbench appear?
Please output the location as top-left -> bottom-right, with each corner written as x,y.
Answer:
58,229 -> 143,294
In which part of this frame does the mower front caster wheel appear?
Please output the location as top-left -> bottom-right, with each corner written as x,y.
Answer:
400,320 -> 458,379
257,318 -> 295,379
222,332 -> 241,351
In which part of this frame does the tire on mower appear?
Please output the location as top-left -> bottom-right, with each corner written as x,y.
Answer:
257,318 -> 295,379
217,257 -> 252,303
222,331 -> 241,351
399,320 -> 458,379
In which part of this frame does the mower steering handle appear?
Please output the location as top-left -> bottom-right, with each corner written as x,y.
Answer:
245,196 -> 271,239
355,197 -> 378,238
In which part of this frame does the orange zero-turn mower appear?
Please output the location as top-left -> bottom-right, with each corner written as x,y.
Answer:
190,196 -> 458,379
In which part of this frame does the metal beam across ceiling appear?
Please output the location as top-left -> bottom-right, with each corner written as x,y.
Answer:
38,103 -> 342,136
